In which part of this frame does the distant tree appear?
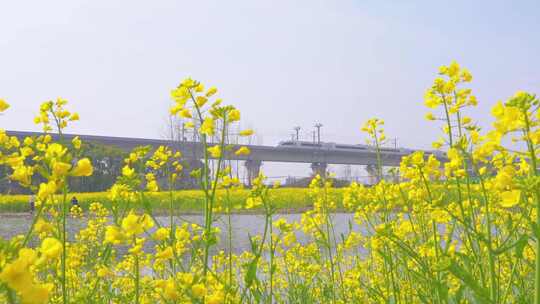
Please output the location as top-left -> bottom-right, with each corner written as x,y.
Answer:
0,165 -> 15,194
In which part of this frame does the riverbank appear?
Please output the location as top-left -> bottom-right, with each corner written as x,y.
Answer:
0,188 -> 344,213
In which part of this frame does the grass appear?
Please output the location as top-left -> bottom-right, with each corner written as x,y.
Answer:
0,187 -> 345,214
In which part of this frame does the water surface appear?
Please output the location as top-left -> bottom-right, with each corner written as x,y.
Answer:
0,213 -> 358,253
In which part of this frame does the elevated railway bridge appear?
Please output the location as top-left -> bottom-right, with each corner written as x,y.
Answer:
7,131 -> 447,183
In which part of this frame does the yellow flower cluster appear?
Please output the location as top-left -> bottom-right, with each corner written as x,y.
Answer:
34,98 -> 80,133
1,71 -> 540,303
0,247 -> 56,304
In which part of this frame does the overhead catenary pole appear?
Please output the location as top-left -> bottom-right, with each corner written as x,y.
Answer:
314,123 -> 323,144
181,122 -> 186,142
293,126 -> 301,141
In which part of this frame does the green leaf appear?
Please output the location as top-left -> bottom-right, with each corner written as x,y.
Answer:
447,260 -> 493,304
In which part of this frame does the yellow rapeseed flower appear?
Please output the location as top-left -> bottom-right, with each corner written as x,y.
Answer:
154,227 -> 170,241
207,291 -> 225,304
45,143 -> 67,159
425,112 -> 436,120
121,212 -> 154,236
500,190 -> 521,208
235,146 -> 250,156
200,117 -> 215,136
246,197 -> 262,209
155,246 -> 174,260
239,129 -> 254,136
206,87 -> 217,97
171,86 -> 190,106
195,96 -> 208,107
207,145 -> 221,158
0,258 -> 33,291
37,181 -> 57,202
97,266 -> 112,278
179,108 -> 192,118
20,283 -> 53,304
157,279 -> 179,300
72,158 -> 93,176
170,103 -> 183,116
181,78 -> 195,88
23,137 -> 34,146
147,180 -> 159,192
0,99 -> 9,112
39,237 -> 62,260
195,83 -> 205,92
72,136 -> 81,149
105,226 -> 125,245
52,161 -> 72,178
228,109 -> 240,122
122,165 -> 135,178
0,249 -> 38,296
35,219 -> 54,234
191,283 -> 206,299
10,166 -> 34,186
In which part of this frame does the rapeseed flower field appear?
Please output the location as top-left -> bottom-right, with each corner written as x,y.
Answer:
1,62 -> 540,303
0,188 -> 324,213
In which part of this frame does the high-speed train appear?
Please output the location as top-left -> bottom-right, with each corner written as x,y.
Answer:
277,140 -> 446,158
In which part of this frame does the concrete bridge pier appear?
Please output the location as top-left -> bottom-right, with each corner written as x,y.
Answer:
365,164 -> 380,185
245,160 -> 262,186
311,162 -> 328,177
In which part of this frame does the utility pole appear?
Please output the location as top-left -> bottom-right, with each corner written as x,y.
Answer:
312,131 -> 316,143
293,126 -> 301,141
314,123 -> 323,144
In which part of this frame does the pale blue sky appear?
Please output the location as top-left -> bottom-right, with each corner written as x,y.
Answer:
1,0 -> 539,178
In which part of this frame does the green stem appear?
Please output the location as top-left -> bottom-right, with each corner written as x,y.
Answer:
202,115 -> 228,278
21,201 -> 45,247
522,110 -> 540,304
61,183 -> 68,304
134,246 -> 140,304
268,211 -> 274,304
226,189 -> 234,299
189,90 -> 213,277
